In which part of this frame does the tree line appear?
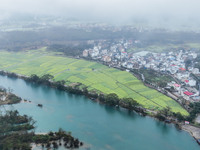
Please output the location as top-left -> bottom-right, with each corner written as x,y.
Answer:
47,43 -> 93,56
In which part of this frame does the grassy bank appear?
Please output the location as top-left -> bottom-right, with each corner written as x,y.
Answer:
0,48 -> 188,115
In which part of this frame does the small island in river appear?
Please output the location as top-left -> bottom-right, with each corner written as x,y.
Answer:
0,87 -> 22,105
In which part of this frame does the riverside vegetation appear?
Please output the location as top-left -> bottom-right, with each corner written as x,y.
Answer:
1,71 -> 197,126
23,73 -> 200,124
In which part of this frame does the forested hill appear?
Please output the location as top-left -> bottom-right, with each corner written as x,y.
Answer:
1,26 -> 200,51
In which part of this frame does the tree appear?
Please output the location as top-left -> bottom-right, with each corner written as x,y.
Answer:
185,59 -> 192,70
122,98 -> 139,108
158,81 -> 167,88
82,87 -> 88,95
155,112 -> 166,121
54,80 -> 66,90
52,141 -> 58,149
175,112 -> 185,121
29,74 -> 40,82
40,74 -> 54,81
155,106 -> 173,121
161,106 -> 172,117
99,93 -> 105,102
39,74 -> 54,85
105,93 -> 119,106
187,102 -> 200,122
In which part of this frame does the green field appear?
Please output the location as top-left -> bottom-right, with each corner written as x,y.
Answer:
128,42 -> 200,53
0,48 -> 188,115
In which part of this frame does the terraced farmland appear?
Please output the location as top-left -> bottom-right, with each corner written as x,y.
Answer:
0,48 -> 188,115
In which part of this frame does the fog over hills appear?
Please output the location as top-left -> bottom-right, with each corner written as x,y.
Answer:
0,0 -> 200,30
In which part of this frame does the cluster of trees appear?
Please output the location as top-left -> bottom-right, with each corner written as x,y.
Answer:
194,54 -> 200,69
1,25 -> 200,52
100,93 -> 140,110
0,110 -> 34,136
33,128 -> 83,149
47,43 -> 93,56
0,132 -> 33,150
155,103 -> 200,125
186,102 -> 200,122
155,106 -> 185,122
101,93 -> 139,108
26,74 -> 54,85
138,68 -> 174,88
26,74 -> 85,94
0,72 -> 18,78
121,97 -> 140,109
0,27 -> 134,51
156,107 -> 172,121
0,71 -> 19,78
0,110 -> 34,150
98,93 -> 147,115
104,93 -> 120,106
185,58 -> 193,71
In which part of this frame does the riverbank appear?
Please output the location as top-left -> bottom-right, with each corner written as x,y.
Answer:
182,125 -> 200,144
0,71 -> 189,119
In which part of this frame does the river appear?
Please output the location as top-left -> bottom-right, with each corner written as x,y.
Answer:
0,75 -> 199,150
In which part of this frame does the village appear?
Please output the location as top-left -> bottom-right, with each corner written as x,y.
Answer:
82,39 -> 200,105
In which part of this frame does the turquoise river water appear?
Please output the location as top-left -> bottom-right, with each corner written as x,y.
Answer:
0,75 -> 199,150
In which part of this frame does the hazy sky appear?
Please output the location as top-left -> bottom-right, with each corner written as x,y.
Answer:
0,0 -> 200,27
